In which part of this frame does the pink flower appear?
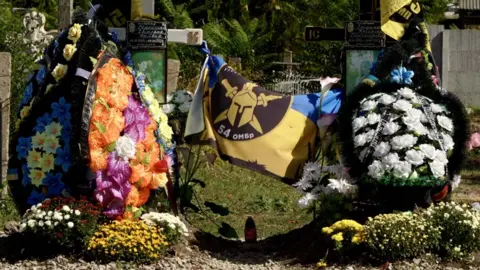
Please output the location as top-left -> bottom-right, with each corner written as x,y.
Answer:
468,133 -> 480,150
432,75 -> 439,86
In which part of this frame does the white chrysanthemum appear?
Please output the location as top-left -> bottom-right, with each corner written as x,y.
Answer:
354,133 -> 368,147
361,100 -> 378,111
393,161 -> 412,178
393,99 -> 413,112
373,142 -> 391,158
382,121 -> 401,135
405,150 -> 425,166
398,87 -> 415,99
378,94 -> 396,105
115,135 -> 136,160
419,144 -> 437,160
382,153 -> 400,169
326,179 -> 358,196
141,212 -> 189,236
353,116 -> 367,132
368,160 -> 385,179
437,115 -> 453,132
429,160 -> 446,178
297,193 -> 318,209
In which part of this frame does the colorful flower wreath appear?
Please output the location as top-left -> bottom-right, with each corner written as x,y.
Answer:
87,56 -> 172,219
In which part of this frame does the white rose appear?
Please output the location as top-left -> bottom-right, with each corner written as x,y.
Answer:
430,103 -> 444,114
63,44 -> 77,61
382,153 -> 400,169
378,94 -> 396,105
64,214 -> 70,220
62,205 -> 70,212
173,91 -> 188,103
361,100 -> 378,111
429,160 -> 446,178
382,121 -> 400,135
368,160 -> 385,179
405,150 -> 425,166
373,142 -> 391,157
402,134 -> 418,149
52,64 -> 68,82
441,133 -> 455,150
354,133 -> 368,147
162,104 -> 175,114
393,161 -> 412,178
67,222 -> 74,228
353,117 -> 367,132
407,122 -> 428,136
437,115 -> 453,132
407,108 -> 423,120
390,136 -> 405,150
398,87 -> 415,99
115,135 -> 136,160
419,144 -> 437,159
434,150 -> 448,165
402,115 -> 420,128
393,99 -> 413,112
367,113 -> 381,125
178,101 -> 191,113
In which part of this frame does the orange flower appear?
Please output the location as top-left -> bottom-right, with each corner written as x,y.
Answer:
101,108 -> 124,145
88,130 -> 106,151
150,172 -> 168,189
146,120 -> 157,133
91,101 -> 109,124
122,211 -> 134,220
89,148 -> 108,171
129,164 -> 145,184
126,185 -> 140,206
137,188 -> 150,207
139,170 -> 153,189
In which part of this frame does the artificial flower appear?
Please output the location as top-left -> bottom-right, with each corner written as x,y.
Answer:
162,104 -> 175,114
138,188 -> 150,206
368,160 -> 385,180
63,44 -> 77,61
411,123 -> 429,136
45,122 -> 62,137
361,100 -> 377,111
43,135 -> 60,154
419,144 -> 437,160
451,175 -> 461,190
468,132 -> 480,150
367,113 -> 381,125
173,90 -> 189,103
354,133 -> 368,147
22,164 -> 31,186
141,86 -> 155,104
34,113 -> 53,133
16,137 -> 32,159
51,97 -> 72,124
378,94 -> 396,105
405,150 -> 425,166
373,142 -> 391,157
52,64 -> 68,82
32,132 -> 47,150
430,103 -> 444,114
124,96 -> 151,142
392,99 -> 413,112
353,116 -> 367,132
434,150 -> 448,165
159,122 -> 173,141
297,192 -> 317,209
54,146 -> 72,172
43,173 -> 66,196
149,102 -> 162,121
115,135 -> 136,160
150,173 -> 168,189
89,148 -> 108,171
178,102 -> 191,113
20,104 -> 32,119
67,23 -> 82,43
441,133 -> 455,150
397,87 -> 415,99
27,150 -> 43,168
390,67 -> 414,85
29,169 -> 46,187
27,190 -> 46,206
393,161 -> 412,178
429,160 -> 446,178
390,134 -> 418,150
437,115 -> 453,132
126,185 -> 140,206
40,153 -> 55,172
326,178 -> 357,196
382,121 -> 400,136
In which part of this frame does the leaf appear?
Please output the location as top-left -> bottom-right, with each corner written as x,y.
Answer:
93,122 -> 106,134
105,141 -> 116,152
98,98 -> 110,111
89,57 -> 98,66
133,209 -> 142,219
191,178 -> 206,188
218,222 -> 238,239
204,201 -> 230,216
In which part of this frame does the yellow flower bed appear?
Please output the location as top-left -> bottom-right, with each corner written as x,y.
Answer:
88,220 -> 168,262
322,219 -> 364,245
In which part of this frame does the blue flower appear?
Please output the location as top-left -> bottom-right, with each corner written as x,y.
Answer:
60,121 -> 72,144
390,67 -> 414,85
33,113 -> 53,133
16,136 -> 32,159
35,65 -> 47,85
43,173 -> 66,196
51,97 -> 72,124
19,83 -> 34,107
27,190 -> 46,206
21,164 -> 31,186
55,146 -> 72,172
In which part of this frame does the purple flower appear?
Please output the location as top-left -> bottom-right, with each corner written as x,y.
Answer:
107,152 -> 132,185
123,96 -> 150,142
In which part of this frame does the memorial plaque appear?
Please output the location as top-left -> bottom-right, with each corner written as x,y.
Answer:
126,21 -> 167,50
345,21 -> 385,48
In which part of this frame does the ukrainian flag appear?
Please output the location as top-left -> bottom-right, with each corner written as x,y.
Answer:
185,45 -> 343,184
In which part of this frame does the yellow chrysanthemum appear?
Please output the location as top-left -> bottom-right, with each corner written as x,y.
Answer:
32,133 -> 47,150
159,122 -> 173,141
29,169 -> 46,187
158,111 -> 168,123
316,261 -> 327,268
27,150 -> 43,168
148,101 -> 162,121
45,122 -> 63,137
322,227 -> 333,235
141,87 -> 155,103
331,232 -> 344,242
40,153 -> 55,172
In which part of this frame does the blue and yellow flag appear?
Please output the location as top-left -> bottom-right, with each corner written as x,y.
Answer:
185,49 -> 343,184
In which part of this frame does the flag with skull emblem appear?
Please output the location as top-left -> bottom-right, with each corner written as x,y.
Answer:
185,54 -> 343,183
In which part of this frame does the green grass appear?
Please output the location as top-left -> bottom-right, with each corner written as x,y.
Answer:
0,194 -> 21,229
184,159 -> 312,239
